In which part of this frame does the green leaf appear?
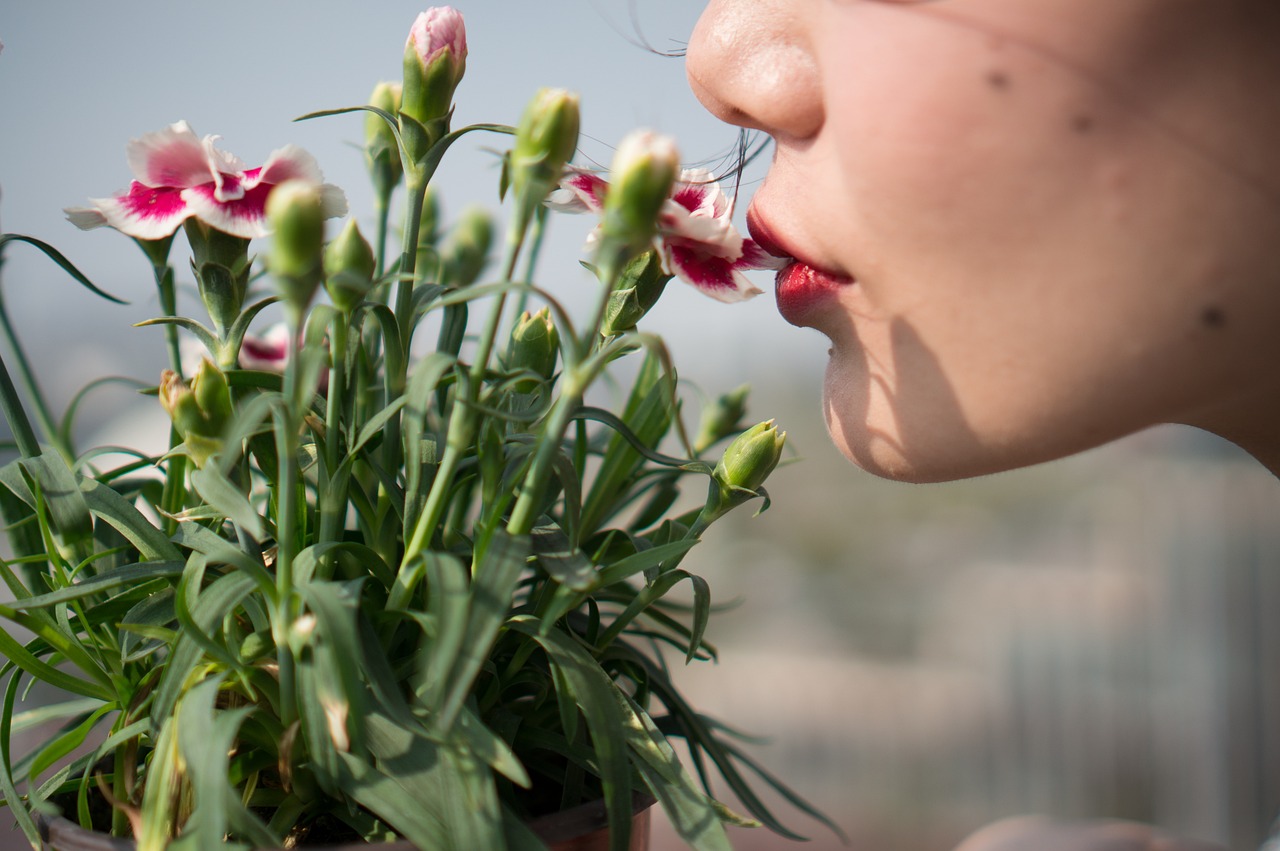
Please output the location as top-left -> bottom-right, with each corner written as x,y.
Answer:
134,315 -> 217,358
190,465 -> 265,541
298,579 -> 370,757
530,524 -> 594,591
0,609 -> 113,700
1,672 -> 41,846
506,617 -> 633,851
2,450 -> 92,549
593,538 -> 698,588
9,561 -> 183,610
80,477 -> 182,562
0,234 -> 126,303
151,570 -> 258,728
417,552 -> 467,707
178,684 -> 273,848
171,522 -> 275,599
336,750 -> 448,850
26,702 -> 115,785
118,588 -> 177,663
7,697 -> 105,734
436,531 -> 529,731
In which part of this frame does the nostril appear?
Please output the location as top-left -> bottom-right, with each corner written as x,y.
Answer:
686,0 -> 824,140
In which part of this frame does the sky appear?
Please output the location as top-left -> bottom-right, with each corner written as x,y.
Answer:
0,1 -> 827,434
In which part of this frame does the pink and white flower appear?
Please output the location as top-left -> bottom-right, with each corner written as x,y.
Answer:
238,322 -> 293,373
548,167 -> 781,303
65,121 -> 347,241
238,322 -> 329,392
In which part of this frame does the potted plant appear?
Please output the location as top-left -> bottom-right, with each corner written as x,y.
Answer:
0,8 -> 838,849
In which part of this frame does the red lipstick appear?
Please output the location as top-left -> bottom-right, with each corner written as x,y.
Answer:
747,209 -> 853,328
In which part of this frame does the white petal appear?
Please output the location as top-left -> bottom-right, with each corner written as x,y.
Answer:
250,144 -> 326,190
125,121 -> 212,189
64,206 -> 109,230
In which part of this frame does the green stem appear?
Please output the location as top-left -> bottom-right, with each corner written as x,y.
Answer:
154,263 -> 183,380
400,228 -> 526,568
319,313 -> 350,545
373,194 -> 392,281
272,320 -> 304,730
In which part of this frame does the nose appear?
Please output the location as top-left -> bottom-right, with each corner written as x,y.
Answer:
686,0 -> 825,141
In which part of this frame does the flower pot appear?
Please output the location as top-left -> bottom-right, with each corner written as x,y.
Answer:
35,795 -> 654,850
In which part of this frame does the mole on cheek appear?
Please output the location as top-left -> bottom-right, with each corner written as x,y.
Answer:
1200,306 -> 1226,329
1071,114 -> 1095,134
985,70 -> 1010,90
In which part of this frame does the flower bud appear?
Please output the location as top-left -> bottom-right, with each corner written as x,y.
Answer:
401,8 -> 467,156
184,219 -> 251,338
415,185 -> 442,270
703,420 -> 786,521
159,359 -> 233,468
509,88 -> 581,228
365,81 -> 404,200
440,204 -> 493,288
324,219 -> 377,313
599,249 -> 671,337
266,180 -> 326,315
504,308 -> 559,392
694,384 -> 750,454
597,130 -> 679,271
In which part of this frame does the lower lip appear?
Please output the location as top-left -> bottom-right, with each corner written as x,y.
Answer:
775,261 -> 854,327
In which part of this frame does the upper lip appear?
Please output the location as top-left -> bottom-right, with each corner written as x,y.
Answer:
745,206 -> 794,262
747,205 -> 853,283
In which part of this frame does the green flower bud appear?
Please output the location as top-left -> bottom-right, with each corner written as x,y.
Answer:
704,420 -> 786,521
365,81 -> 404,200
440,204 -> 493,288
401,8 -> 467,161
600,249 -> 672,337
159,359 -> 233,468
509,88 -> 581,228
324,219 -> 377,313
694,384 -> 751,454
597,130 -> 679,271
504,307 -> 559,392
184,219 -> 251,339
266,180 -> 327,315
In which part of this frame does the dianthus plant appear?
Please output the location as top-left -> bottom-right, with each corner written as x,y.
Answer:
0,9 -> 836,851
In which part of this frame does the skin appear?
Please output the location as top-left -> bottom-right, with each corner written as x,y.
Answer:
687,2 -> 1279,848
687,0 -> 1280,483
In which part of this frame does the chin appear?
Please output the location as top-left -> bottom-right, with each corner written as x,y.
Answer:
819,358 -> 1077,484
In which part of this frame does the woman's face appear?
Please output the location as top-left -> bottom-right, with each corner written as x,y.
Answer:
688,0 -> 1280,481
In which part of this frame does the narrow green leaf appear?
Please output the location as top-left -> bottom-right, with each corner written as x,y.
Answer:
530,524 -> 594,592
437,531 -> 529,731
7,697 -> 105,733
173,676 -> 278,848
506,617 -> 632,851
19,450 -> 92,547
190,465 -> 265,541
336,751 -> 449,850
0,234 -> 126,303
420,552 -> 470,709
151,570 -> 257,728
0,610 -> 113,699
1,672 -> 41,847
9,561 -> 182,610
593,539 -> 698,588
171,523 -> 275,600
80,478 -> 181,561
26,702 -> 114,785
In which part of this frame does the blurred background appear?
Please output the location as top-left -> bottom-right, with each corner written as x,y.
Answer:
3,3 -> 1279,849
